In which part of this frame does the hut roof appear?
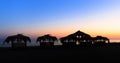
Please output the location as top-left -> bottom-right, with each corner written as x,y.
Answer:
4,34 -> 31,43
73,30 -> 91,37
37,34 -> 57,41
94,36 -> 109,40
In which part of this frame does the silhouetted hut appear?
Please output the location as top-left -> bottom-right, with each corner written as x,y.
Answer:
4,34 -> 31,48
60,34 -> 77,46
36,34 -> 57,47
60,30 -> 93,46
93,36 -> 110,44
73,30 -> 93,45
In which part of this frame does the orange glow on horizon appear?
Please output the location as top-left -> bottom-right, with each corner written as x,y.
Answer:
25,29 -> 120,40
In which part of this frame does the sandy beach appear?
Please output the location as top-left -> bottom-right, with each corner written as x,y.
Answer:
0,44 -> 120,63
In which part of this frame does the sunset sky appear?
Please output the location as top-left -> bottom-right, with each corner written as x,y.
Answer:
0,0 -> 120,40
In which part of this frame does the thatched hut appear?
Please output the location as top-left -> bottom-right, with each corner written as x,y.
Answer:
93,36 -> 110,44
60,34 -> 77,46
36,34 -> 57,47
4,34 -> 31,48
60,30 -> 93,46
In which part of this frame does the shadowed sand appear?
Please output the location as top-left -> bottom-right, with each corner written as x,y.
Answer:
0,44 -> 120,63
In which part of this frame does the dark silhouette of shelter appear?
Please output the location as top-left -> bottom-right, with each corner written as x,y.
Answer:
60,30 -> 110,47
4,34 -> 31,48
60,34 -> 77,46
73,30 -> 92,43
93,36 -> 110,44
36,34 -> 57,47
60,30 -> 93,46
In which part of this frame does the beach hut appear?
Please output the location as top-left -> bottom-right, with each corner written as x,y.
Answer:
73,30 -> 93,46
4,34 -> 31,48
36,34 -> 57,47
73,30 -> 92,42
92,36 -> 110,46
60,30 -> 93,46
93,36 -> 110,43
60,34 -> 77,46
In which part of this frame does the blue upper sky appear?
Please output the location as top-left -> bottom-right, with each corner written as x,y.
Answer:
0,0 -> 120,40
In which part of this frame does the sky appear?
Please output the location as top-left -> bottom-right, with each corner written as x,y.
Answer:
0,0 -> 120,41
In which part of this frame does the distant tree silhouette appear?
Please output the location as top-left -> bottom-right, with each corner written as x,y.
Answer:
4,34 -> 31,48
36,34 -> 57,47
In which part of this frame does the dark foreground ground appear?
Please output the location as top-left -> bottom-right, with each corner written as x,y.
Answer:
1,44 -> 120,63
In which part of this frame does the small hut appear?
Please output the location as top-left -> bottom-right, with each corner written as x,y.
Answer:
4,34 -> 31,48
36,34 -> 57,47
93,36 -> 110,46
93,36 -> 110,43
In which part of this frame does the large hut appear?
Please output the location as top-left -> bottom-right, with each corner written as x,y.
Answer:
4,34 -> 31,48
36,34 -> 57,47
73,30 -> 92,43
60,30 -> 110,46
60,30 -> 93,46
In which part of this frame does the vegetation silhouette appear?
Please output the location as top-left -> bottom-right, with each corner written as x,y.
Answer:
4,34 -> 31,48
36,34 -> 57,47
